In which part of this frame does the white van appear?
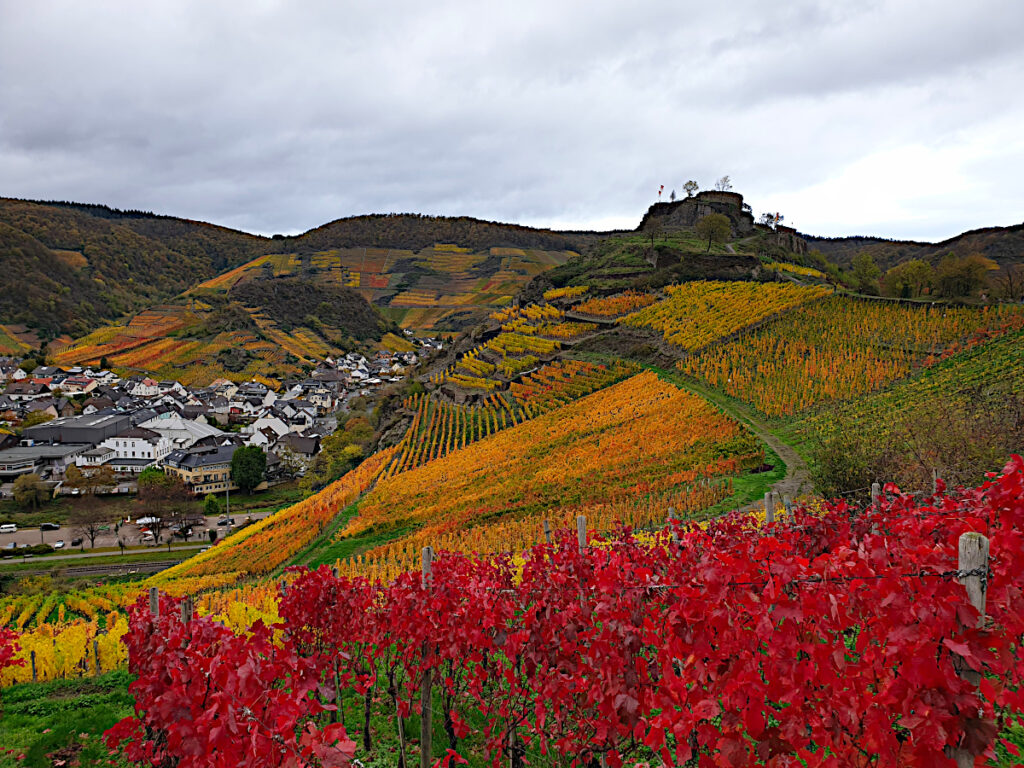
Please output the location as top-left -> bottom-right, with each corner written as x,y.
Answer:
0,523 -> 16,534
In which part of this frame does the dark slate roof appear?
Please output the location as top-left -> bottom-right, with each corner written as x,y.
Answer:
164,444 -> 237,470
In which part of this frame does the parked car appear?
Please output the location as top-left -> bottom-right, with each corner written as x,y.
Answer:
0,523 -> 17,534
70,537 -> 83,547
53,540 -> 65,549
217,518 -> 236,526
40,522 -> 60,531
2,542 -> 15,550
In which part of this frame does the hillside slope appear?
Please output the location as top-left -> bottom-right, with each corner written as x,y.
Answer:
0,200 -> 593,351
0,199 -> 270,341
805,222 -> 1024,271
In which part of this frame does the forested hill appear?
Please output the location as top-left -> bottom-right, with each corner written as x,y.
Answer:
805,221 -> 1024,271
0,201 -> 601,345
284,213 -> 601,253
0,198 -> 269,340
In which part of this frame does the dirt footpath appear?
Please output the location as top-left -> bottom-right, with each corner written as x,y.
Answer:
673,378 -> 814,505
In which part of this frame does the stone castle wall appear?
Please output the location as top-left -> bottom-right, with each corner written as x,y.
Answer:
638,190 -> 755,237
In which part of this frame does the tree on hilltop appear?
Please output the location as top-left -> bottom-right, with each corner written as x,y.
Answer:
714,175 -> 732,191
695,213 -> 731,253
683,180 -> 699,198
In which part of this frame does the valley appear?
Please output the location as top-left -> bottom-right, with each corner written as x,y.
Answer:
1,192 -> 1023,767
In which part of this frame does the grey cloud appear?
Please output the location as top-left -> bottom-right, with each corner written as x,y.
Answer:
1,0 -> 1023,240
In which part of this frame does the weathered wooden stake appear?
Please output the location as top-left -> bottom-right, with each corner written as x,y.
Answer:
181,597 -> 191,623
93,639 -> 100,673
279,579 -> 287,593
576,515 -> 587,553
952,532 -> 991,768
932,468 -> 939,495
30,650 -> 36,682
870,482 -> 881,507
332,566 -> 339,579
667,506 -> 679,544
542,519 -> 552,545
149,586 -> 159,617
783,495 -> 793,522
764,492 -> 774,524
958,532 -> 989,630
420,546 -> 434,768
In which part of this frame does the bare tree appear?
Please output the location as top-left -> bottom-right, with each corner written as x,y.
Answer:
70,496 -> 113,549
994,263 -> 1024,301
136,472 -> 190,544
714,175 -> 732,191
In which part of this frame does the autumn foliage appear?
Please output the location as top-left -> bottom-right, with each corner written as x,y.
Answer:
113,456 -> 1024,766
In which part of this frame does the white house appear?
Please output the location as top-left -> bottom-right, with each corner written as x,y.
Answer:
243,415 -> 289,441
128,377 -> 160,398
99,427 -> 173,465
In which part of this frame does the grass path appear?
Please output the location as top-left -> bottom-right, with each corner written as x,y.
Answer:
664,373 -> 814,503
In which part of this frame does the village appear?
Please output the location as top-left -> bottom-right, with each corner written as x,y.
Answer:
0,337 -> 438,519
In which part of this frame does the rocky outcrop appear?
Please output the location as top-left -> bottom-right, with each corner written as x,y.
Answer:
638,191 -> 755,237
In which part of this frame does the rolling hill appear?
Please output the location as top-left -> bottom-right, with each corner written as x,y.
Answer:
22,205 -> 593,383
0,199 -> 270,343
805,221 -> 1024,271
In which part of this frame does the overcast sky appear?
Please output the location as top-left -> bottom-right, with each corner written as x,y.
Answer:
2,1 -> 1023,241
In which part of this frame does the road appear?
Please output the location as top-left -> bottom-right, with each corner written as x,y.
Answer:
0,509 -> 273,550
4,543 -> 207,563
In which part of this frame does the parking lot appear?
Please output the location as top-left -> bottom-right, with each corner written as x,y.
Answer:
0,509 -> 273,551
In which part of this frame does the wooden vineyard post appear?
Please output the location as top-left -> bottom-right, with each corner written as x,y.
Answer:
542,519 -> 552,545
93,638 -> 100,674
783,495 -> 793,522
870,482 -> 880,507
764,492 -> 774,524
576,515 -> 588,611
932,468 -> 939,495
332,566 -> 339,578
951,532 -> 991,768
180,597 -> 191,624
667,506 -> 679,544
420,546 -> 434,768
30,649 -> 36,682
149,587 -> 158,617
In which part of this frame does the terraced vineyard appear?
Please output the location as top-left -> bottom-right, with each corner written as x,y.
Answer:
149,447 -> 396,582
433,301 -> 602,393
575,289 -> 657,317
335,371 -> 763,568
47,240 -> 577,385
621,280 -> 831,351
391,360 -> 638,477
681,296 -> 1024,416
783,326 -> 1024,480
